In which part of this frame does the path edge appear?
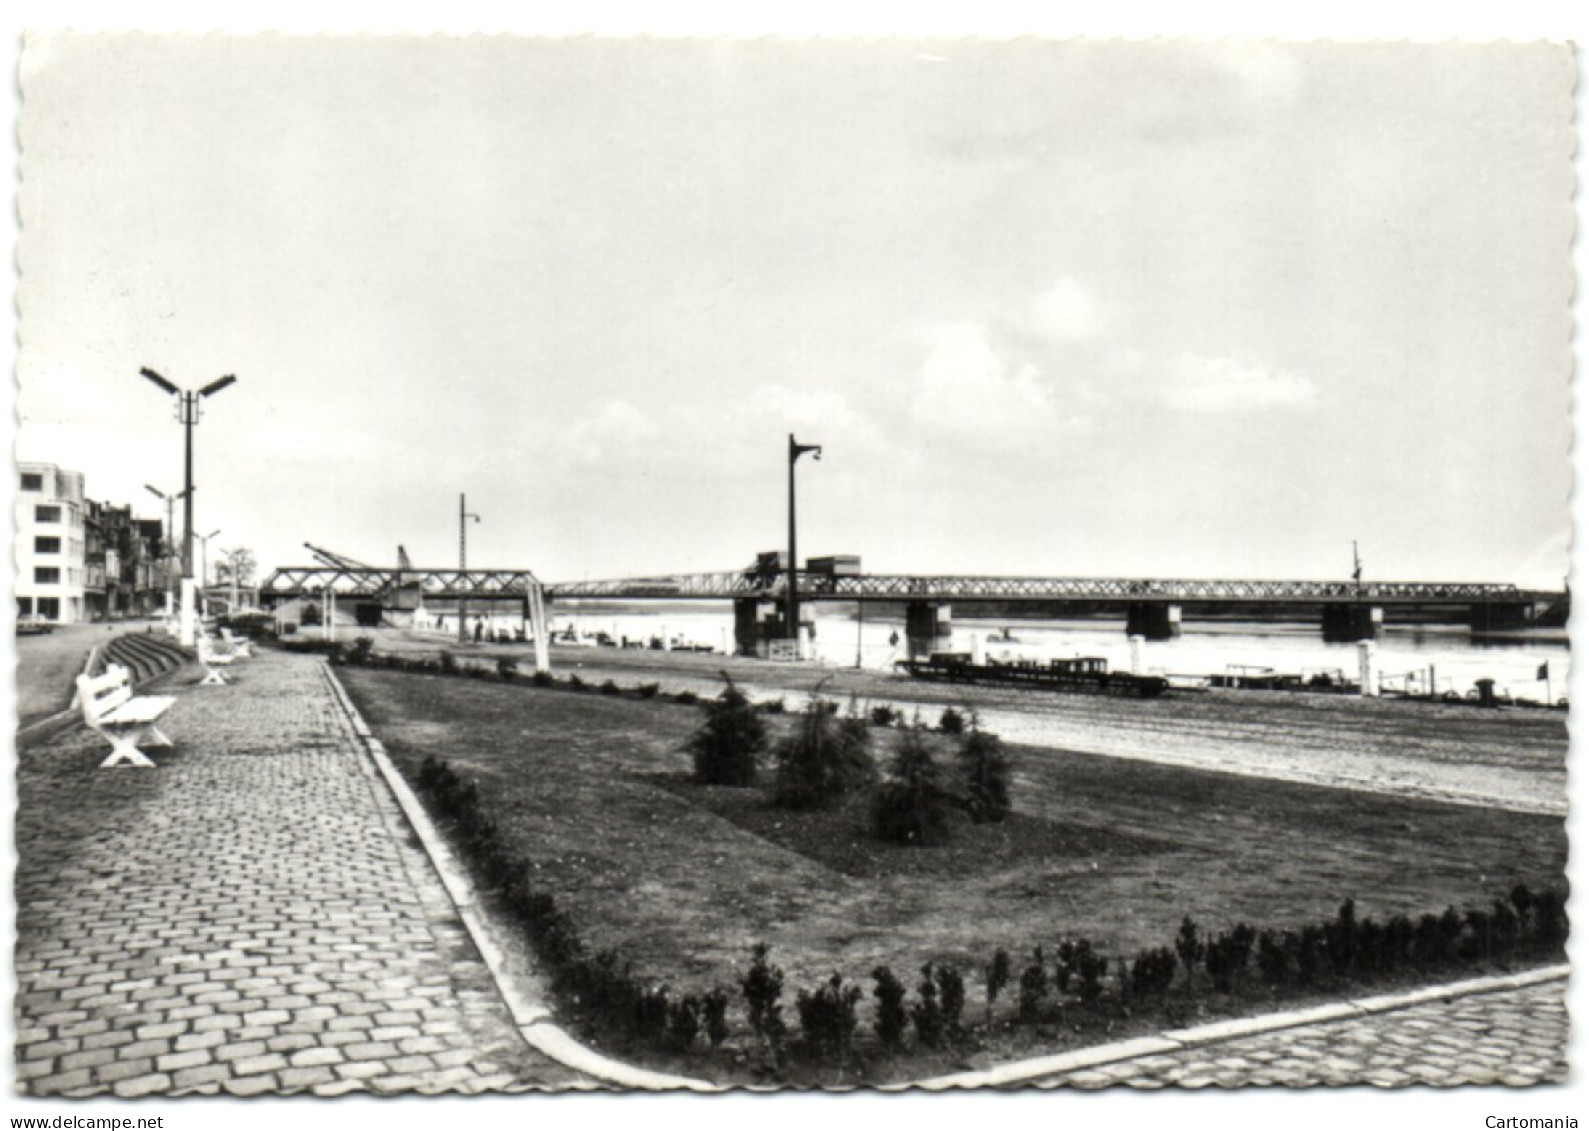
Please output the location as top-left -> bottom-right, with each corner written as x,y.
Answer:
320,661 -> 722,1093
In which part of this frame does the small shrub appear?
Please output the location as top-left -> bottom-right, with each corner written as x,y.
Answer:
675,689 -> 700,706
958,726 -> 1012,823
774,694 -> 876,810
702,988 -> 731,1048
600,679 -> 622,696
939,707 -> 966,736
1129,947 -> 1177,1001
1017,948 -> 1049,1022
984,949 -> 1011,1024
935,964 -> 967,1040
1060,939 -> 1108,1004
871,725 -> 951,846
1293,925 -> 1327,986
910,964 -> 945,1049
567,673 -> 586,692
795,973 -> 862,1066
760,699 -> 786,714
1204,924 -> 1256,993
496,657 -> 518,680
439,651 -> 458,676
742,944 -> 788,1064
689,677 -> 767,787
871,966 -> 909,1050
1325,899 -> 1358,974
1175,918 -> 1205,988
667,994 -> 702,1052
531,670 -> 554,688
637,682 -> 661,699
1255,930 -> 1291,986
347,636 -> 374,665
870,704 -> 899,728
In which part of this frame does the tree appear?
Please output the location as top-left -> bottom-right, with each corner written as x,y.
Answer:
773,694 -> 876,809
689,676 -> 766,786
958,724 -> 1012,823
215,547 -> 258,588
872,725 -> 952,846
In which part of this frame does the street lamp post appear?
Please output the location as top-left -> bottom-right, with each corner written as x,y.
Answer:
145,484 -> 191,619
459,494 -> 481,644
197,528 -> 221,597
140,367 -> 237,646
787,434 -> 822,654
217,547 -> 242,615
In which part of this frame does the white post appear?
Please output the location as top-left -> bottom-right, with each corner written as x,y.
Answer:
797,624 -> 812,661
1357,640 -> 1378,698
528,582 -> 551,675
971,632 -> 985,666
721,627 -> 731,656
1129,634 -> 1145,676
661,623 -> 672,652
178,578 -> 197,646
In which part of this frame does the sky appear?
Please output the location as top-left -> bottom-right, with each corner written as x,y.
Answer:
14,36 -> 1576,588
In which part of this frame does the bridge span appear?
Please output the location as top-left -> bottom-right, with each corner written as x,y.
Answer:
258,562 -> 1563,654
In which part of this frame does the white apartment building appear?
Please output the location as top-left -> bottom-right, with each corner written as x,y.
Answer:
16,462 -> 88,623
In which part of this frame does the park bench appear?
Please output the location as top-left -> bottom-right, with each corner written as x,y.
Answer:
219,626 -> 253,658
75,663 -> 176,768
196,633 -> 237,685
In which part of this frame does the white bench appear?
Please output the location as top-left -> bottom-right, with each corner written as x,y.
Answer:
219,626 -> 253,659
76,663 -> 176,768
196,633 -> 236,685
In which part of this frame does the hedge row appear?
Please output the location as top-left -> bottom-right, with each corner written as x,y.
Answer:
412,752 -> 1566,1078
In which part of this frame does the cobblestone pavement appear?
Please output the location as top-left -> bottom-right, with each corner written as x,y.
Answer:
1036,980 -> 1568,1089
14,649 -> 589,1096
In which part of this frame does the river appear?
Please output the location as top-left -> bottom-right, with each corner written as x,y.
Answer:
545,602 -> 1569,702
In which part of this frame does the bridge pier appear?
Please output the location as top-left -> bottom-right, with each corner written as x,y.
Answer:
1126,602 -> 1181,641
1468,601 -> 1535,633
733,598 -> 814,658
1322,604 -> 1383,643
905,601 -> 954,659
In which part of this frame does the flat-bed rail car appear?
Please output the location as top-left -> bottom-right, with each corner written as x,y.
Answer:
896,654 -> 1170,698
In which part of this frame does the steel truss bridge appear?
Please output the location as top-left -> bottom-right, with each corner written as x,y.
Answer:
260,565 -> 1554,608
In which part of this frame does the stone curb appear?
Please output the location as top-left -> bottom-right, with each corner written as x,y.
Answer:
320,662 -> 721,1093
907,964 -> 1570,1091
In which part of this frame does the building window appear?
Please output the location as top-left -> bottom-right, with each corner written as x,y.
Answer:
20,472 -> 43,491
37,598 -> 60,620
35,506 -> 61,523
34,567 -> 60,585
17,597 -> 32,615
34,536 -> 61,554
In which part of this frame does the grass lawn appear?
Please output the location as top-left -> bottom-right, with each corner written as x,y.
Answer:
338,665 -> 1567,1080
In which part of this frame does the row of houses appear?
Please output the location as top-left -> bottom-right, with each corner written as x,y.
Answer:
15,462 -> 178,624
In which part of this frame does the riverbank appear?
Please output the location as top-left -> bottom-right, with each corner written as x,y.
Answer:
325,627 -> 1565,817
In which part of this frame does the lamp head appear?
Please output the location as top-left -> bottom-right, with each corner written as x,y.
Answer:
139,367 -> 180,396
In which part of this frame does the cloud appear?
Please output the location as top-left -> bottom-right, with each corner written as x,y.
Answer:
556,399 -> 660,464
909,324 -> 1075,440
1027,277 -> 1102,343
1161,353 -> 1318,413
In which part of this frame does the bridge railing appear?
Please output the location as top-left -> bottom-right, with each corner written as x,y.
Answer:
260,565 -> 1535,605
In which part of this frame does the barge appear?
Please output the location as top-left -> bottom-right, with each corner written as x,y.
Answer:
896,653 -> 1170,698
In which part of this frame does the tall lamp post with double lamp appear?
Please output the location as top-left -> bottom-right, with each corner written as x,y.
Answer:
459,494 -> 480,645
145,483 -> 191,620
787,434 -> 822,658
140,367 -> 237,646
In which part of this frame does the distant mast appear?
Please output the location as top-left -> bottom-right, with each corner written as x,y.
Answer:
1352,540 -> 1363,594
